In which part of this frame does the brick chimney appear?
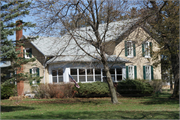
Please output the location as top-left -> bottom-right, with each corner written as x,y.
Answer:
16,20 -> 24,96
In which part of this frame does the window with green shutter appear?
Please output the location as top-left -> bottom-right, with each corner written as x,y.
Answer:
143,41 -> 152,58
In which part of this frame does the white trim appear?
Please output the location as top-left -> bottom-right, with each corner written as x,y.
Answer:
127,41 -> 134,58
24,48 -> 31,59
145,65 -> 151,80
144,41 -> 151,58
128,65 -> 134,79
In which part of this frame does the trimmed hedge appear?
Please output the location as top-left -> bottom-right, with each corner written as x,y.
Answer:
116,79 -> 153,97
1,84 -> 17,99
73,82 -> 110,97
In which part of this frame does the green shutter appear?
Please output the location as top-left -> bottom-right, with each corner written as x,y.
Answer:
142,44 -> 145,57
29,48 -> 32,58
126,66 -> 128,79
150,42 -> 152,57
151,66 -> 154,80
133,43 -> 136,57
23,49 -> 25,58
36,68 -> 40,77
143,66 -> 146,80
134,66 -> 137,79
125,41 -> 127,56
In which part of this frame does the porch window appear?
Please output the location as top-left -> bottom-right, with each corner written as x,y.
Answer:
95,69 -> 101,81
79,69 -> 86,82
116,68 -> 122,81
87,69 -> 93,82
52,69 -> 63,83
70,69 -> 77,82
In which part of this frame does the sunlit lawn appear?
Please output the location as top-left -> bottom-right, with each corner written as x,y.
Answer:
1,90 -> 179,119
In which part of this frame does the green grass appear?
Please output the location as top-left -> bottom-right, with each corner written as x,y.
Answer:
1,90 -> 179,119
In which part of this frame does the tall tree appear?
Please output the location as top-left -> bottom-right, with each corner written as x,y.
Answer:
0,1 -> 36,86
141,1 -> 179,97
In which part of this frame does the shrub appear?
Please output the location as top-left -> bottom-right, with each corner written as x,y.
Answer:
73,82 -> 110,97
148,79 -> 163,94
34,83 -> 74,99
1,84 -> 17,99
116,79 -> 153,97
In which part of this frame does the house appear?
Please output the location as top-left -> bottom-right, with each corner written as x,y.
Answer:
16,18 -> 161,95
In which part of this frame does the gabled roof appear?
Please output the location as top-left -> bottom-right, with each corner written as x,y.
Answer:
24,18 -> 141,64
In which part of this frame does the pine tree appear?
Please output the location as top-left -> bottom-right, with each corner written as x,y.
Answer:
0,1 -> 37,85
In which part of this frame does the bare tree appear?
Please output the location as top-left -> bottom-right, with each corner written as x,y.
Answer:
30,0 -> 135,104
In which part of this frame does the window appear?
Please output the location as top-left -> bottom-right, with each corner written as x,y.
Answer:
126,66 -> 137,79
30,67 -> 39,77
70,69 -> 77,82
110,69 -> 115,81
116,68 -> 122,81
69,68 -> 123,83
142,42 -> 152,58
30,67 -> 40,85
24,48 -> 32,58
52,69 -> 63,83
87,69 -> 93,82
95,69 -> 101,82
79,69 -> 86,82
128,66 -> 134,79
125,41 -> 136,57
143,66 -> 153,80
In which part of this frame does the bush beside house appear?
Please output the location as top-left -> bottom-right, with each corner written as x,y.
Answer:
116,79 -> 154,97
73,82 -> 110,97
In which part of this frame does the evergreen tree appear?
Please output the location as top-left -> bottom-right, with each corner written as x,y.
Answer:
0,1 -> 37,85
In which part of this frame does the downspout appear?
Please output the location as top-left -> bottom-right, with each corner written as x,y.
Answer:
43,56 -> 47,84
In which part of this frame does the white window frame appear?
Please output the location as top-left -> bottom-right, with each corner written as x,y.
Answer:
145,66 -> 151,80
24,48 -> 31,59
69,68 -> 123,83
128,66 -> 134,79
127,41 -> 134,58
52,69 -> 64,83
144,41 -> 151,58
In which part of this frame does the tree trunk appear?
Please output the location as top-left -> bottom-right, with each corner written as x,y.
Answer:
171,54 -> 179,98
170,73 -> 173,91
103,61 -> 119,104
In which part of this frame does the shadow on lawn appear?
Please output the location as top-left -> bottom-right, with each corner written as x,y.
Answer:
2,110 -> 179,119
1,105 -> 35,112
141,93 -> 179,105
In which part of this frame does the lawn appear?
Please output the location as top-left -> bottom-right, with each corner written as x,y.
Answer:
1,90 -> 179,119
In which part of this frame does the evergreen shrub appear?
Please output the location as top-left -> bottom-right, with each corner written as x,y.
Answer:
73,82 -> 110,97
116,79 -> 153,97
1,84 -> 16,99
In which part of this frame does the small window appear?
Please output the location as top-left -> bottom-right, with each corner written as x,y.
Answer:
116,68 -> 122,81
95,69 -> 101,82
52,69 -> 63,83
125,41 -> 135,57
87,69 -> 93,82
79,69 -> 85,82
70,69 -> 77,82
24,48 -> 32,58
143,42 -> 152,58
